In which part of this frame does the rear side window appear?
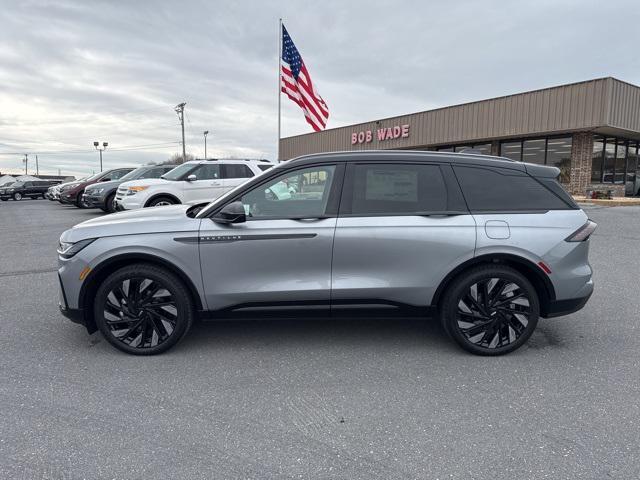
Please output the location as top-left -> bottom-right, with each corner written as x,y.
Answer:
258,164 -> 274,171
221,164 -> 254,179
453,166 -> 571,212
345,163 -> 449,215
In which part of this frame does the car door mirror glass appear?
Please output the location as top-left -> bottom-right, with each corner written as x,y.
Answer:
212,201 -> 246,224
186,174 -> 197,182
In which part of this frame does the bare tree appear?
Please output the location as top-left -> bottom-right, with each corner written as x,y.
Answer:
159,152 -> 195,165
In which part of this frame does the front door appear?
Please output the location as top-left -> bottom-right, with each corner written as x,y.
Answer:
331,162 -> 476,309
183,164 -> 224,204
199,163 -> 342,312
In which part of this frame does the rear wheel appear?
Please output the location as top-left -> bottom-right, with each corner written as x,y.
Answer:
440,265 -> 539,356
13,192 -> 22,201
147,196 -> 177,207
94,264 -> 194,355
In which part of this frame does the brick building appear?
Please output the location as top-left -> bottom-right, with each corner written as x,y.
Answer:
279,77 -> 640,197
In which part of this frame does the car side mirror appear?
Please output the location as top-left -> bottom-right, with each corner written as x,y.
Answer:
186,174 -> 197,182
212,201 -> 246,224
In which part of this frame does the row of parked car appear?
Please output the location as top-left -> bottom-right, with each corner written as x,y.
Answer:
0,180 -> 62,201
45,158 -> 275,213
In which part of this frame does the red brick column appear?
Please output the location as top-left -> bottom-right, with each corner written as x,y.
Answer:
569,132 -> 593,195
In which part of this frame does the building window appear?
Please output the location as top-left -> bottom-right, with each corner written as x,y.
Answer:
545,137 -> 572,184
615,139 -> 627,184
500,141 -> 522,161
627,143 -> 639,196
471,143 -> 492,155
453,145 -> 473,152
603,139 -> 616,183
522,138 -> 546,165
592,136 -> 605,183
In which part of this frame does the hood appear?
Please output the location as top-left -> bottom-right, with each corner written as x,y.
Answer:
61,205 -> 201,243
85,179 -> 122,192
119,177 -> 171,189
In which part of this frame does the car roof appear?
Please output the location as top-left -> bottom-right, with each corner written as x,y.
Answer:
185,158 -> 275,165
284,150 -> 528,170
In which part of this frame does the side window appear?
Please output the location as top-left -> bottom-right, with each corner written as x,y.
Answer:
109,170 -> 128,180
23,182 -> 32,188
145,168 -> 165,179
453,166 -> 571,211
258,164 -> 274,172
239,165 -> 336,219
345,163 -> 448,215
221,164 -> 254,179
193,164 -> 220,180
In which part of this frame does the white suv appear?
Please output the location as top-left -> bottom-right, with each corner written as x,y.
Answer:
115,159 -> 274,210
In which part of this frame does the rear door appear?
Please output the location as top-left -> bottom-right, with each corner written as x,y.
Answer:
331,162 -> 476,309
220,163 -> 255,193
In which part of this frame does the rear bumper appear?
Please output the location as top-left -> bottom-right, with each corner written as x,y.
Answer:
544,290 -> 593,318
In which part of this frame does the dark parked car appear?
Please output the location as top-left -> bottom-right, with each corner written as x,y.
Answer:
0,180 -> 58,201
82,164 -> 177,213
59,168 -> 134,208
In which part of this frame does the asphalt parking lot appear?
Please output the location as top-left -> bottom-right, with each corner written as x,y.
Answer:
1,199 -> 639,479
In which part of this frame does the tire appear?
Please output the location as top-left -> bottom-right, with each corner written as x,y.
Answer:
13,192 -> 22,201
147,196 -> 177,207
0,198 -> 6,201
440,265 -> 540,356
94,264 -> 194,355
103,192 -> 116,213
75,192 -> 86,208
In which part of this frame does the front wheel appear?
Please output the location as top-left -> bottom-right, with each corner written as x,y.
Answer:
147,196 -> 177,208
103,192 -> 116,213
75,192 -> 86,208
440,265 -> 539,356
13,192 -> 22,201
94,264 -> 194,355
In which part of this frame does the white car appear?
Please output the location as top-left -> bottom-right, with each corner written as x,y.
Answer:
115,159 -> 274,210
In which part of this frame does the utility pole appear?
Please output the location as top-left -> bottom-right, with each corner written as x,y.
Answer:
23,154 -> 28,174
35,155 -> 39,176
175,102 -> 186,160
203,130 -> 209,159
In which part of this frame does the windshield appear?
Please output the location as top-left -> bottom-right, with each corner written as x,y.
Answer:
10,182 -> 24,187
2,182 -> 14,187
84,172 -> 104,182
161,163 -> 195,181
119,166 -> 150,182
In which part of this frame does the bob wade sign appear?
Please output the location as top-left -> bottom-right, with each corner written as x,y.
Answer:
351,124 -> 410,145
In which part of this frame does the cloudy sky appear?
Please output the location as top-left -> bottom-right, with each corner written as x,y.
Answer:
0,0 -> 638,177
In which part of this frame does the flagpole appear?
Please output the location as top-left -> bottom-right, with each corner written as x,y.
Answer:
277,17 -> 282,162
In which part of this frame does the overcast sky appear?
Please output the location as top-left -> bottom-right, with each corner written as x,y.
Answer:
0,0 -> 638,177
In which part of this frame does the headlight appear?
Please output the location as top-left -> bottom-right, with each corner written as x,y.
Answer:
126,186 -> 149,195
87,187 -> 104,194
7,189 -> 14,192
57,238 -> 96,259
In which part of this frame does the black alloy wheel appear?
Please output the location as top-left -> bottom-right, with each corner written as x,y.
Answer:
441,265 -> 539,355
94,264 -> 194,355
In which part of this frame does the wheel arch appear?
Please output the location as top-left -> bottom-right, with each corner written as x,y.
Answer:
432,253 -> 556,316
144,193 -> 181,207
79,252 -> 203,333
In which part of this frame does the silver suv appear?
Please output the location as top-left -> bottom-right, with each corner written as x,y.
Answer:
58,151 -> 596,356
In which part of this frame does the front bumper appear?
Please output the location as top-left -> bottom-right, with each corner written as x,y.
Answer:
58,272 -> 95,333
82,193 -> 104,208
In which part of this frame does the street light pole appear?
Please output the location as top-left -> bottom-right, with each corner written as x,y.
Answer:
93,141 -> 108,171
203,130 -> 209,159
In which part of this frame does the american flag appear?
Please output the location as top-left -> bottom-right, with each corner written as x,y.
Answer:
280,24 -> 329,131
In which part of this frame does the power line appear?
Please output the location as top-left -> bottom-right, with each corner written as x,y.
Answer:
0,141 -> 181,156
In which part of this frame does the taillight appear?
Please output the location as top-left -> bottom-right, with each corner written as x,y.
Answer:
565,220 -> 597,242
